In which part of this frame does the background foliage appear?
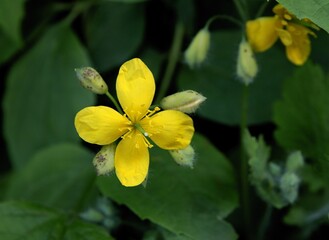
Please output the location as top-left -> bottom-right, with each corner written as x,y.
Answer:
1,0 -> 329,239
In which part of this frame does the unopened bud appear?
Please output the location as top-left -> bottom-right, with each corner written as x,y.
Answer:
184,28 -> 210,68
236,39 -> 258,85
169,145 -> 195,168
75,67 -> 108,94
93,144 -> 115,175
160,90 -> 206,114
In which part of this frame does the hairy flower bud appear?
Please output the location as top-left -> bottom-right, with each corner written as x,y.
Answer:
169,145 -> 195,168
93,144 -> 116,175
75,67 -> 108,94
236,39 -> 258,85
160,90 -> 206,114
184,28 -> 210,68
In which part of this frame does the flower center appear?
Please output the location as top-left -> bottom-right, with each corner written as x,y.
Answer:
133,107 -> 161,148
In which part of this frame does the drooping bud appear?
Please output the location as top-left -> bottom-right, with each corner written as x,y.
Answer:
184,28 -> 211,68
75,67 -> 108,94
93,143 -> 116,175
236,39 -> 258,85
169,145 -> 195,168
160,90 -> 206,114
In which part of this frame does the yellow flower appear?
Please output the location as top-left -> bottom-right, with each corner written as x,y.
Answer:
246,4 -> 317,65
74,58 -> 194,187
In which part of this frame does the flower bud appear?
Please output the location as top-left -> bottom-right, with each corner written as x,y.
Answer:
160,90 -> 206,114
75,67 -> 108,94
93,144 -> 116,175
169,145 -> 195,168
236,39 -> 258,85
184,28 -> 210,68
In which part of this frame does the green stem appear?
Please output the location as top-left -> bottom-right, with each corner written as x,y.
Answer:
106,91 -> 124,115
255,1 -> 270,18
155,21 -> 185,104
233,0 -> 249,22
240,84 -> 251,239
205,15 -> 243,29
257,204 -> 273,240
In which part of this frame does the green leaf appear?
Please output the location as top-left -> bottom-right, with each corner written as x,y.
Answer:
3,23 -> 95,168
0,201 -> 65,239
243,130 -> 271,182
273,62 -> 329,160
0,29 -> 21,64
97,133 -> 238,240
85,2 -> 145,71
0,201 -> 114,240
64,219 -> 114,240
178,30 -> 294,125
0,0 -> 24,44
284,189 -> 329,226
5,143 -> 96,211
277,0 -> 329,33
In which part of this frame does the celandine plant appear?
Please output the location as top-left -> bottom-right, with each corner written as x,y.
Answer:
75,58 -> 195,186
1,0 -> 329,239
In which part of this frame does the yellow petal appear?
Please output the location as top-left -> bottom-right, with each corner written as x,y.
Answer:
246,17 -> 280,52
75,106 -> 131,145
285,24 -> 311,65
140,110 -> 194,150
116,58 -> 155,123
115,130 -> 149,187
277,28 -> 293,46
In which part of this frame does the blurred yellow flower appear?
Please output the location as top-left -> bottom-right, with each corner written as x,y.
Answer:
246,4 -> 318,65
74,58 -> 194,187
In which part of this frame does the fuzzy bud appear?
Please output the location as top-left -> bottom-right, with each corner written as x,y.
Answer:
160,90 -> 206,113
184,28 -> 210,68
169,145 -> 195,168
236,39 -> 258,85
93,144 -> 115,175
75,67 -> 108,94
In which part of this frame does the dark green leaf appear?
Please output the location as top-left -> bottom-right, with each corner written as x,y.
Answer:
3,24 -> 95,168
178,30 -> 294,125
0,29 -> 21,64
0,201 -> 66,239
5,143 -> 96,211
273,62 -> 329,160
85,2 -> 145,71
0,0 -> 24,44
0,201 -> 114,240
277,0 -> 329,33
64,219 -> 114,240
97,133 -> 238,240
